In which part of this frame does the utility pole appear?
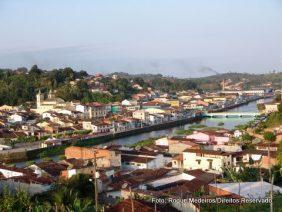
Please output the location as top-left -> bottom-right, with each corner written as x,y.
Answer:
92,150 -> 99,211
270,174 -> 274,212
129,187 -> 134,212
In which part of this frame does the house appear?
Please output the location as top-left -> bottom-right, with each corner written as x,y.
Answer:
234,130 -> 243,138
183,149 -> 234,174
171,154 -> 183,169
209,181 -> 282,199
0,165 -> 35,178
167,100 -> 180,107
186,130 -> 230,145
145,170 -> 215,193
28,161 -> 68,178
0,105 -> 15,111
65,146 -> 121,168
120,149 -> 167,170
111,103 -> 122,114
168,140 -> 199,155
0,164 -> 53,195
0,130 -> 27,143
121,99 -> 138,106
255,142 -> 278,151
107,168 -> 173,198
0,175 -> 53,195
235,149 -> 278,169
8,112 -> 28,123
93,122 -> 112,133
40,138 -> 63,148
142,102 -> 170,110
76,102 -> 108,118
132,110 -> 149,123
155,137 -> 171,146
36,121 -> 59,134
82,120 -> 112,133
264,103 -> 280,114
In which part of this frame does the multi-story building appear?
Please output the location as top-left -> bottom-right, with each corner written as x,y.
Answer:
76,102 -> 108,118
65,146 -> 121,168
183,149 -> 234,173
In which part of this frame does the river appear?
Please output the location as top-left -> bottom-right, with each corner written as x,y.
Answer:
103,99 -> 269,146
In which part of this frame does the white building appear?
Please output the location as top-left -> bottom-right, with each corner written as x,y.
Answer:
121,150 -> 166,170
8,114 -> 26,123
76,103 -> 108,119
183,149 -> 234,174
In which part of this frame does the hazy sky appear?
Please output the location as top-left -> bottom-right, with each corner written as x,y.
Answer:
0,0 -> 282,77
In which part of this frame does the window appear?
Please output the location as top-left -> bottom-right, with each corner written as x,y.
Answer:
196,160 -> 201,165
208,160 -> 213,169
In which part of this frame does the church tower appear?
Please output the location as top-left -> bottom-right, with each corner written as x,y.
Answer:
36,90 -> 44,108
48,89 -> 55,99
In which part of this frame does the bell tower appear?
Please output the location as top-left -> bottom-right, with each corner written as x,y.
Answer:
36,90 -> 44,108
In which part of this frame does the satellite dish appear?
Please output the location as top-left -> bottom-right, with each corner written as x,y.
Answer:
122,183 -> 128,189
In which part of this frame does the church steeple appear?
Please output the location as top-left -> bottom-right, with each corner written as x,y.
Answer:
36,90 -> 44,108
48,89 -> 55,99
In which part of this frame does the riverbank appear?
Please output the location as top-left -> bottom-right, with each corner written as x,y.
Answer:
1,96 -> 267,163
1,115 -> 202,163
208,95 -> 267,112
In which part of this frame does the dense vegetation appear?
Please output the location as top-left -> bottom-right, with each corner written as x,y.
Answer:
0,66 -> 88,106
0,174 -> 97,211
0,66 -> 140,106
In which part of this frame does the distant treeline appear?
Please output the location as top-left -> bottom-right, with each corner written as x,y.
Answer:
0,66 -> 138,106
1,66 -> 281,106
111,71 -> 282,91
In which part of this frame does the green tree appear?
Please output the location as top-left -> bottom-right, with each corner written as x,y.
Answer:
242,133 -> 254,141
263,132 -> 276,142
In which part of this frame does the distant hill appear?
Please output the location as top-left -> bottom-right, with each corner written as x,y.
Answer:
109,71 -> 282,90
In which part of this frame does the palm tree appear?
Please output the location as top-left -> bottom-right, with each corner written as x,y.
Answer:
66,197 -> 94,212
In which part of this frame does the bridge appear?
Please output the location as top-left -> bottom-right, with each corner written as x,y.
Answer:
203,112 -> 260,118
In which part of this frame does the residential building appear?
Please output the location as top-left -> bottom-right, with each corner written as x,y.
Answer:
76,102 -> 108,118
120,150 -> 167,170
132,110 -> 149,124
65,146 -> 121,168
264,103 -> 280,114
183,149 -> 234,173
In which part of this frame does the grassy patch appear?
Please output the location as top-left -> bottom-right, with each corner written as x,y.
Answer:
175,128 -> 194,135
130,138 -> 157,148
265,112 -> 282,127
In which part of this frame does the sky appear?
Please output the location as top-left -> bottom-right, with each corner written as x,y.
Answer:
0,0 -> 282,77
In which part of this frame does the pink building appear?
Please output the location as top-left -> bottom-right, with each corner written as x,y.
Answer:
186,130 -> 229,145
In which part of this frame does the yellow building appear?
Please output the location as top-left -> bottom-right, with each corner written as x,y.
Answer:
264,103 -> 280,114
0,105 -> 15,111
167,100 -> 180,107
